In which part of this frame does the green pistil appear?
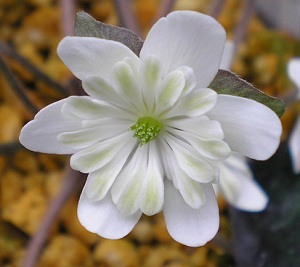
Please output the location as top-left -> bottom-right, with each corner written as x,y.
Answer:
131,117 -> 163,145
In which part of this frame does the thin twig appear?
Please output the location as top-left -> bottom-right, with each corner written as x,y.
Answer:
60,0 -> 76,36
233,0 -> 257,54
0,42 -> 69,96
0,54 -> 39,115
0,142 -> 23,154
21,167 -> 86,267
208,0 -> 226,18
153,0 -> 176,22
112,0 -> 140,35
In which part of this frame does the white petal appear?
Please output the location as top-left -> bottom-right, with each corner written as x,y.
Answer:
139,55 -> 163,111
57,36 -> 139,80
169,128 -> 231,160
207,95 -> 282,160
70,132 -> 135,173
166,116 -> 224,140
113,61 -> 145,113
155,70 -> 185,115
138,142 -> 164,215
177,66 -> 197,97
220,41 -> 235,70
85,143 -> 133,201
163,181 -> 219,247
62,96 -> 126,120
19,99 -> 82,154
288,116 -> 300,173
141,11 -> 226,87
219,154 -> 268,211
57,122 -> 130,149
82,76 -> 134,112
172,165 -> 206,209
78,184 -> 141,239
288,58 -> 300,91
165,134 -> 217,183
111,146 -> 147,215
164,88 -> 217,119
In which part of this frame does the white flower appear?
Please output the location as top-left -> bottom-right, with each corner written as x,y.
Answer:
19,11 -> 282,246
288,58 -> 300,173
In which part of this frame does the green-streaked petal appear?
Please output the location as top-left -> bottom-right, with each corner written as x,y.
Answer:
166,116 -> 224,140
174,168 -> 206,209
62,96 -> 126,120
57,123 -> 129,149
139,55 -> 163,111
70,132 -> 135,173
111,146 -> 148,215
138,142 -> 164,215
155,70 -> 185,115
84,143 -> 134,201
113,61 -> 145,113
163,88 -> 217,119
169,128 -> 231,160
165,134 -> 217,183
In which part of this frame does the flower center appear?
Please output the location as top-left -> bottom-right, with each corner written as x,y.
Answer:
131,117 -> 163,145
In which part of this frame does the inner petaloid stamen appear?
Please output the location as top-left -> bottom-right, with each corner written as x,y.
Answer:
131,117 -> 163,145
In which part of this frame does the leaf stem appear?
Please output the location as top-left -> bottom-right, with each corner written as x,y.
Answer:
112,0 -> 140,35
153,0 -> 176,22
208,0 -> 226,18
21,167 -> 86,267
0,54 -> 39,115
60,0 -> 76,36
0,42 -> 69,96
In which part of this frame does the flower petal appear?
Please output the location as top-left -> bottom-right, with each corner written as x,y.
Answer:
82,76 -> 133,111
219,154 -> 268,211
220,41 -> 235,70
57,36 -> 139,80
138,142 -> 164,215
111,146 -> 147,215
163,88 -> 217,119
166,116 -> 224,140
288,58 -> 300,91
169,128 -> 231,160
207,95 -> 282,160
141,11 -> 226,87
163,180 -> 219,247
70,132 -> 135,173
155,70 -> 185,115
19,99 -> 82,154
62,96 -> 127,120
165,134 -> 217,183
85,143 -> 133,201
113,61 -> 145,113
78,184 -> 141,239
288,116 -> 300,173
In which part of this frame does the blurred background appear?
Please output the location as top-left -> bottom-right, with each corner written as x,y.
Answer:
1,0 -> 300,266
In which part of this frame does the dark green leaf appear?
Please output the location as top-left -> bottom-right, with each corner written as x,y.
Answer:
209,70 -> 285,117
74,11 -> 144,56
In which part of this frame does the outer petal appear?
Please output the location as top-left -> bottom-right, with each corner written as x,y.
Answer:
220,41 -> 235,70
219,154 -> 268,211
163,181 -> 219,247
57,36 -> 139,80
140,11 -> 226,87
288,58 -> 300,92
78,184 -> 142,239
207,95 -> 282,160
288,116 -> 300,173
19,99 -> 82,154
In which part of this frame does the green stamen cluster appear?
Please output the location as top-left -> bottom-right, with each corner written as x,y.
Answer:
131,117 -> 163,145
